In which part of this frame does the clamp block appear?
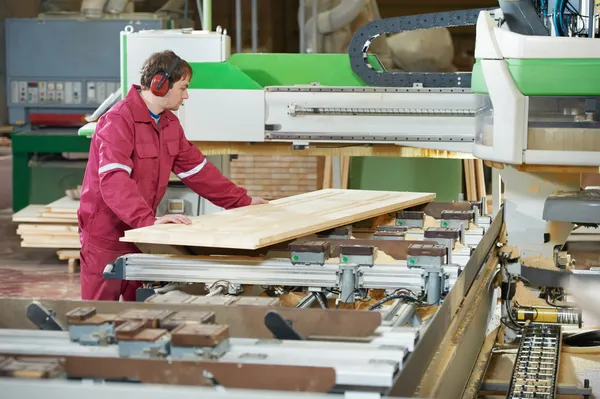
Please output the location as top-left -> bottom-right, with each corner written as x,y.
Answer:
339,244 -> 374,267
289,240 -> 330,265
115,319 -> 170,359
374,225 -> 407,240
407,244 -> 447,269
66,307 -> 115,346
159,310 -> 216,331
440,210 -> 473,229
424,227 -> 460,248
114,309 -> 174,329
395,211 -> 425,229
170,324 -> 231,360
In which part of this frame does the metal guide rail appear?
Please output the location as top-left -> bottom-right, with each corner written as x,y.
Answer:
0,304 -> 421,393
104,254 -> 460,293
506,324 -> 562,399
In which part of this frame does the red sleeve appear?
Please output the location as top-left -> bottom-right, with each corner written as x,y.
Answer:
172,127 -> 252,209
95,113 -> 157,229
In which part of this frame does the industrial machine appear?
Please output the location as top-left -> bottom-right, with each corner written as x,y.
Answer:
4,1 -> 600,398
5,14 -> 174,127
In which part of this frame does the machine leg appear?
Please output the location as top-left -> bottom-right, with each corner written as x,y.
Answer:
491,167 -> 501,217
12,151 -> 30,212
332,156 -> 342,188
500,166 -> 578,260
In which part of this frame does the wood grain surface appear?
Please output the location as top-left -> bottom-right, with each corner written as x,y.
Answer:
121,189 -> 435,249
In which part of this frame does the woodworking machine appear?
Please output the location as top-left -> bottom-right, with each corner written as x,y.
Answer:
15,1 -> 598,398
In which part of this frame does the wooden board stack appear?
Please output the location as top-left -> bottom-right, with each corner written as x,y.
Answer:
12,196 -> 80,250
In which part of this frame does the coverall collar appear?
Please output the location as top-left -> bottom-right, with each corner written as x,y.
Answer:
127,84 -> 178,123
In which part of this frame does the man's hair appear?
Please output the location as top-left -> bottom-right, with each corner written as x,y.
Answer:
139,50 -> 193,90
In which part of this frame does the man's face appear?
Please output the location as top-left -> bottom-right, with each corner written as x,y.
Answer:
163,76 -> 190,111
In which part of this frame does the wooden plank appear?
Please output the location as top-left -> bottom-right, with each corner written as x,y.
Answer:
121,189 -> 435,249
44,196 -> 79,214
12,205 -> 77,224
474,159 -> 486,199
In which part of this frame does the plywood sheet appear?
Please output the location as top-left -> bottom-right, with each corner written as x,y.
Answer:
44,196 -> 79,214
121,189 -> 435,249
12,205 -> 77,224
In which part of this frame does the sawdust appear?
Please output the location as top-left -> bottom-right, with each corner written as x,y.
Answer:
512,281 -> 553,307
415,305 -> 438,322
374,249 -> 404,264
522,254 -> 565,271
424,215 -> 439,228
453,241 -> 466,251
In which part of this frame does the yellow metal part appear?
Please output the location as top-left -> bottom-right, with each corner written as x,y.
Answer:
513,305 -> 581,326
516,307 -> 560,323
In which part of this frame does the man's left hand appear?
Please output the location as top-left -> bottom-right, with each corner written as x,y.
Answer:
251,197 -> 268,205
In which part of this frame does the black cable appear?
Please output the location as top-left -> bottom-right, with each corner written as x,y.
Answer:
367,293 -> 422,311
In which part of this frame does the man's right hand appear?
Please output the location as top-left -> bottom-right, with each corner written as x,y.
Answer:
155,214 -> 192,225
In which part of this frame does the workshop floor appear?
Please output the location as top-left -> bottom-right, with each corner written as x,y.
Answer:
0,153 -> 81,299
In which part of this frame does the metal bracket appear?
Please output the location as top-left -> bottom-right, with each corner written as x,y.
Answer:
26,301 -> 65,331
264,310 -> 304,340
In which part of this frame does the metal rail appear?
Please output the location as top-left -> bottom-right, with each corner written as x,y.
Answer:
0,329 -> 413,390
104,256 -> 462,293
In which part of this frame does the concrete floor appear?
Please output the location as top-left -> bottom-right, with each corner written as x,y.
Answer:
0,154 -> 80,299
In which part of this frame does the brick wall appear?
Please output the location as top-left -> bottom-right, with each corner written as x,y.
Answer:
230,155 -> 318,200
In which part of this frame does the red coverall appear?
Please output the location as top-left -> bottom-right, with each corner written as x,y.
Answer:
77,85 -> 252,301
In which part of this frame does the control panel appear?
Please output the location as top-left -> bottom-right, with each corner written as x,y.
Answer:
5,16 -> 169,125
10,80 -> 119,106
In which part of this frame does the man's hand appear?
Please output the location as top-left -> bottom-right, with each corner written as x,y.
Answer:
155,214 -> 192,225
251,197 -> 268,205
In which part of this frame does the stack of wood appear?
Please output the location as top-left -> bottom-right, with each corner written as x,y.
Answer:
463,159 -> 487,201
12,196 -> 81,272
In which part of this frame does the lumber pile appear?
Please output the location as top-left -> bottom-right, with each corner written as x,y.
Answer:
12,196 -> 80,250
463,159 -> 487,201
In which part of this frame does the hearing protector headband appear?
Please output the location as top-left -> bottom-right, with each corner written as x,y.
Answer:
150,55 -> 181,97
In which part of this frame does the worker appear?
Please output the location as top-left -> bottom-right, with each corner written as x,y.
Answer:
77,50 -> 267,302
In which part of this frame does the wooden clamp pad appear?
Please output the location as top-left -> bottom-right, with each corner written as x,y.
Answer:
0,356 -> 64,379
114,309 -> 174,329
408,244 -> 447,257
115,320 -> 168,342
160,311 -> 216,331
441,210 -> 473,221
424,227 -> 460,240
396,211 -> 425,220
66,307 -> 114,326
171,324 -> 230,347
288,240 -> 331,255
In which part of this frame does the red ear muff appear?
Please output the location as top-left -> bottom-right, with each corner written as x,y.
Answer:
149,55 -> 181,97
150,73 -> 169,97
